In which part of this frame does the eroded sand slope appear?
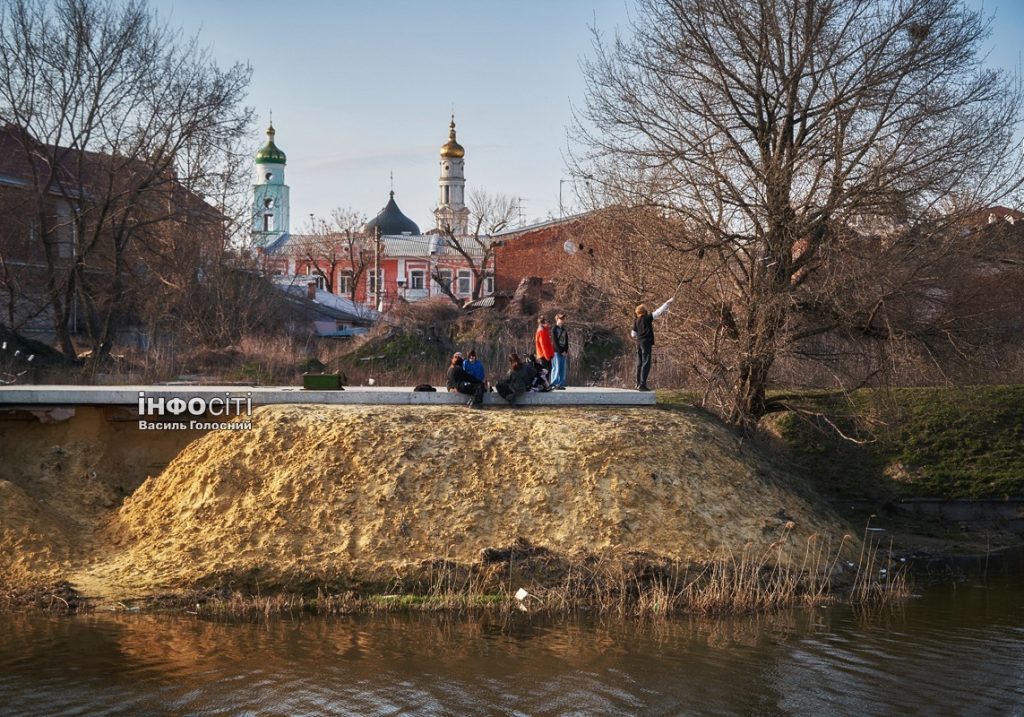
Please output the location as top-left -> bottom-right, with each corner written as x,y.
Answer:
52,405 -> 848,598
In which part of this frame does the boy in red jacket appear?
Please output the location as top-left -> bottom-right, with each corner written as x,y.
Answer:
534,316 -> 555,371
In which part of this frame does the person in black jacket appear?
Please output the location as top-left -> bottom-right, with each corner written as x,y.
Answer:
445,352 -> 485,407
495,352 -> 536,407
632,305 -> 654,391
550,313 -> 569,389
631,298 -> 673,391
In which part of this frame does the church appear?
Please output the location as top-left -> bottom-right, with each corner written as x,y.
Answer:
253,117 -> 493,315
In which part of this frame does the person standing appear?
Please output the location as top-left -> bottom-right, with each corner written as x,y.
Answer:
550,313 -> 569,389
534,316 -> 555,372
632,299 -> 673,391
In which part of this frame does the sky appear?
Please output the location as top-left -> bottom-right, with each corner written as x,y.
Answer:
150,0 -> 1024,233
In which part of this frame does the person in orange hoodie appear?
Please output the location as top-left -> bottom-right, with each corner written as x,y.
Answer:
534,316 -> 555,371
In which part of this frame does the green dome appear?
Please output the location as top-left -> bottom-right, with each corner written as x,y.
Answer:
255,123 -> 286,165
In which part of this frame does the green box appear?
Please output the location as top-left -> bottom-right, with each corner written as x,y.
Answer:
302,373 -> 344,390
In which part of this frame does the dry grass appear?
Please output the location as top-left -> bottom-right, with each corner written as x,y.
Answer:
850,517 -> 911,605
2,525 -> 910,619
72,525 -> 911,620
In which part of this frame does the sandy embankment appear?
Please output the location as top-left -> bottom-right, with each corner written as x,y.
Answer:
1,405 -> 849,600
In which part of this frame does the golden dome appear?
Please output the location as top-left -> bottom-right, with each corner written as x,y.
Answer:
440,117 -> 465,159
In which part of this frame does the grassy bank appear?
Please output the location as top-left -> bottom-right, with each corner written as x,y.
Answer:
660,386 -> 1024,501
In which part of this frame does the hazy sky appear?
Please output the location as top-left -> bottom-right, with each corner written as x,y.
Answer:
150,0 -> 1024,232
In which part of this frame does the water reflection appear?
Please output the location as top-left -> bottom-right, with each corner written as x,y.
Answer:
1,574 -> 1023,716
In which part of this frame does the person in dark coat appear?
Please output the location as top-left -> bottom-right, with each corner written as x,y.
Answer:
631,298 -> 673,391
445,352 -> 485,407
495,352 -> 536,407
550,313 -> 569,389
633,305 -> 654,391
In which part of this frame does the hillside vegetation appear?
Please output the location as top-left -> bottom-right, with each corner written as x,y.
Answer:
661,386 -> 1024,501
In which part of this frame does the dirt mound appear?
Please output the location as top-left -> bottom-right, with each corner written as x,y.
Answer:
0,479 -> 73,583
68,405 -> 848,598
0,407 -> 205,592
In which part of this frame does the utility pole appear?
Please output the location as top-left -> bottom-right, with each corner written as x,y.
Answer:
374,225 -> 382,312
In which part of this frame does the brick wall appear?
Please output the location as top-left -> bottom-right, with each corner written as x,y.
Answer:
494,223 -> 583,292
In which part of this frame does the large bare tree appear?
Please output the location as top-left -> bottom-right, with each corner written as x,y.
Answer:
574,0 -> 1023,429
0,0 -> 252,359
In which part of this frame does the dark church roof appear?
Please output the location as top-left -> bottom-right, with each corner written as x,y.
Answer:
362,191 -> 421,235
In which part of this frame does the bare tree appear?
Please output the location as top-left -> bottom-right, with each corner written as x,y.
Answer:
574,0 -> 1024,429
0,0 -> 252,359
295,208 -> 368,302
434,189 -> 518,305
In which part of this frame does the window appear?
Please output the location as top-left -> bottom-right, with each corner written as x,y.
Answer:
263,197 -> 274,209
484,275 -> 494,295
443,186 -> 449,204
263,214 -> 273,231
337,272 -> 352,295
368,269 -> 384,294
436,269 -> 452,293
457,269 -> 472,295
410,270 -> 425,290
265,172 -> 273,182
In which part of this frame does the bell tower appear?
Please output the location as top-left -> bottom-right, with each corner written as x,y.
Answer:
434,115 -> 470,236
252,122 -> 290,247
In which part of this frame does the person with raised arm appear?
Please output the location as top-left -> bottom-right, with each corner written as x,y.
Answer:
631,298 -> 673,391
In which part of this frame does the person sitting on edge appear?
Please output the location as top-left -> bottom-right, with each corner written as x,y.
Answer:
495,352 -> 536,407
631,298 -> 673,391
550,313 -> 569,389
463,349 -> 485,384
445,352 -> 485,408
534,316 -> 555,372
528,353 -> 552,392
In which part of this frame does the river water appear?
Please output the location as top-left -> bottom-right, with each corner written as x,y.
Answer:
2,555 -> 1022,716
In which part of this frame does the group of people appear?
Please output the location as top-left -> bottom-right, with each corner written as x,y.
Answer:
445,299 -> 672,407
445,313 -> 571,408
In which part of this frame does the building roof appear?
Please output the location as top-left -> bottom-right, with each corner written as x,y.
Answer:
440,116 -> 465,159
0,122 -> 223,222
263,232 -> 293,254
362,191 -> 421,236
264,231 -> 487,258
271,275 -> 377,325
254,123 -> 286,165
491,211 -> 595,239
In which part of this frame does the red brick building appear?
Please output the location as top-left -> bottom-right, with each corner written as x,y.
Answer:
492,214 -> 593,293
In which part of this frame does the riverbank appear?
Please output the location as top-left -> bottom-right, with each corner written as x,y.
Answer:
4,389 -> 1020,614
2,404 -> 863,610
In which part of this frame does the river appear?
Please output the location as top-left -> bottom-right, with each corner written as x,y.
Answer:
1,553 -> 1022,716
